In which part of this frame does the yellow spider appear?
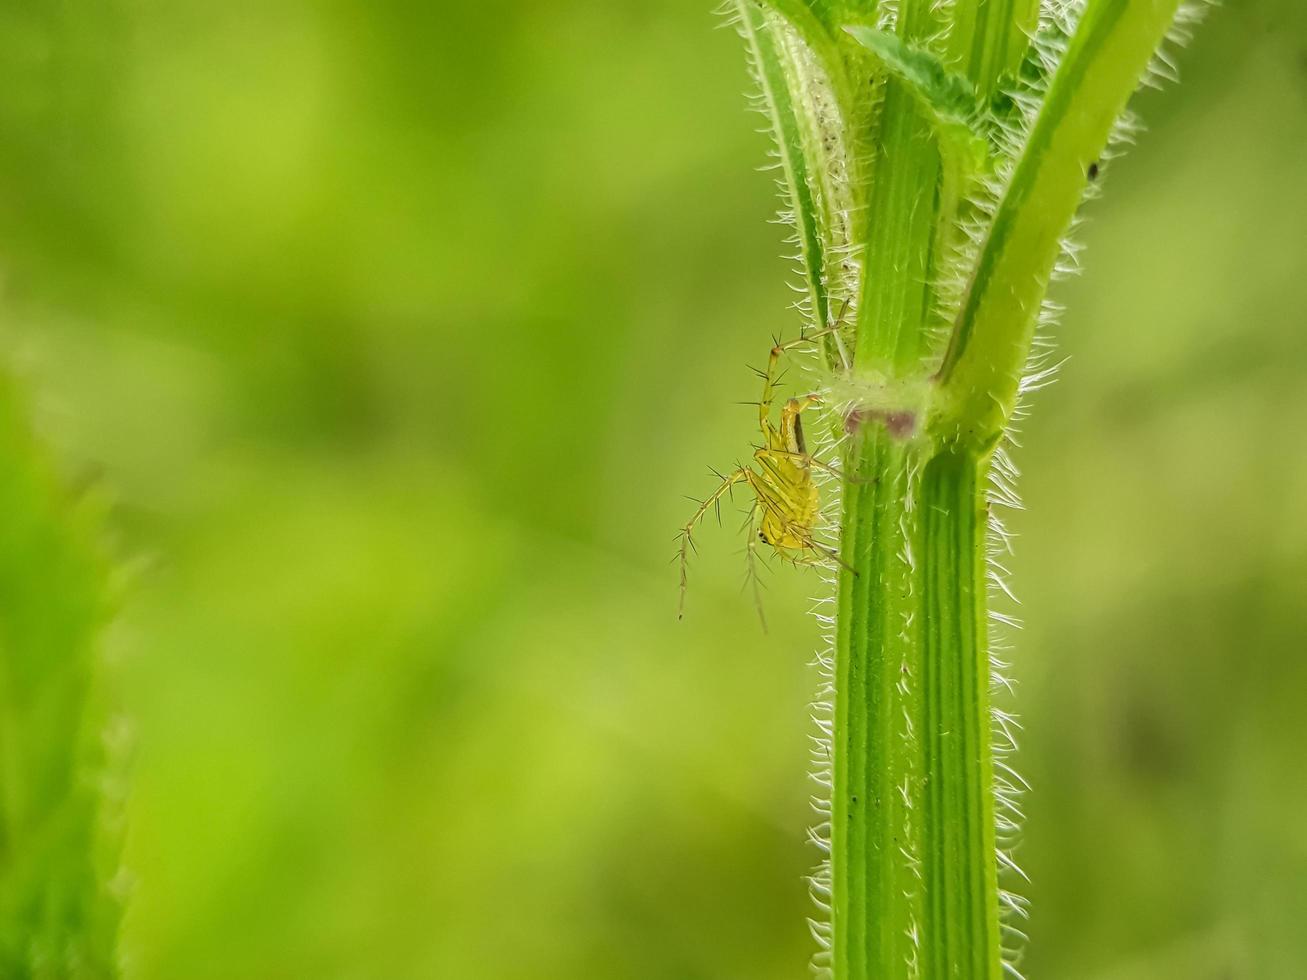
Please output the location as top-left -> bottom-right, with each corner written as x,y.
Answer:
677,327 -> 848,624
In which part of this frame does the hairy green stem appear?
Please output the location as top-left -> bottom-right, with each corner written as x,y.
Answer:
834,433 -> 923,976
934,0 -> 1186,450
918,449 -> 1001,977
835,440 -> 1003,979
735,0 -> 1196,975
949,0 -> 1040,97
738,4 -> 835,334
835,7 -> 965,978
850,1 -> 942,375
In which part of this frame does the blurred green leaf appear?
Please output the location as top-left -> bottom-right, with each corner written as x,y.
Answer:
0,378 -> 120,977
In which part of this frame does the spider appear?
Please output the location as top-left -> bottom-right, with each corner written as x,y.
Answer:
677,324 -> 851,625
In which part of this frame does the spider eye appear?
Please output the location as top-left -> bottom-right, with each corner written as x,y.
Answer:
758,531 -> 768,543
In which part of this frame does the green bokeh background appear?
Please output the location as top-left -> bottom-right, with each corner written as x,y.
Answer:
1,1 -> 1305,976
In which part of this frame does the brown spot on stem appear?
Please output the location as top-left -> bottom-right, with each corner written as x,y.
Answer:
844,407 -> 918,440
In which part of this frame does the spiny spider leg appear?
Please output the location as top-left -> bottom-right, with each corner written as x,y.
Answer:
760,330 -> 841,439
826,297 -> 853,372
742,503 -> 768,633
677,467 -> 750,619
756,448 -> 878,486
790,533 -> 857,576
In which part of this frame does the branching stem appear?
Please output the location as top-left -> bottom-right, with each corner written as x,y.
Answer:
730,0 -> 1198,975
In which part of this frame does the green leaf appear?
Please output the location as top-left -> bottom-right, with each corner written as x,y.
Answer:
989,15 -> 1075,134
847,24 -> 994,166
0,377 -> 121,978
844,25 -> 985,135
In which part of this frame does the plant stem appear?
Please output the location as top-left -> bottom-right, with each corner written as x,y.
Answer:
738,3 -> 835,333
949,0 -> 1040,97
835,437 -> 1005,980
835,2 -> 979,974
935,0 -> 1185,451
918,448 -> 1001,977
733,0 -> 1197,974
851,1 -> 941,375
834,432 -> 924,977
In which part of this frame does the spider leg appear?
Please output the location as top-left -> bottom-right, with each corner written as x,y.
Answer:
745,469 -> 848,574
746,461 -> 803,521
771,392 -> 821,456
759,327 -> 842,441
742,503 -> 768,633
790,547 -> 856,576
755,448 -> 878,486
678,466 -> 751,619
761,504 -> 856,576
826,297 -> 853,372
793,534 -> 857,575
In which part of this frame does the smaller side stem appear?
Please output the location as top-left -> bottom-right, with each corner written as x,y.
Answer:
737,3 -> 833,337
933,0 -> 1185,451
